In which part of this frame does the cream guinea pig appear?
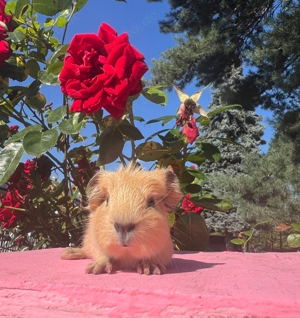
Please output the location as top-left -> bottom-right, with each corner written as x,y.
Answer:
61,163 -> 182,275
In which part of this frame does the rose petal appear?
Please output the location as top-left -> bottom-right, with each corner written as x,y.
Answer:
98,23 -> 118,44
106,42 -> 127,66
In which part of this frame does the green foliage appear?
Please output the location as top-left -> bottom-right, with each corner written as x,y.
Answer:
230,219 -> 272,252
0,0 -> 237,253
147,0 -> 300,114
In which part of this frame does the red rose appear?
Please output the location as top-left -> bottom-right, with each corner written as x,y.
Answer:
59,23 -> 148,120
182,194 -> 203,214
24,158 -> 37,175
9,125 -> 19,135
0,0 -> 15,67
181,116 -> 199,144
0,191 -> 26,228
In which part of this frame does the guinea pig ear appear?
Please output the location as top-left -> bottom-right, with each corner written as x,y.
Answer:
163,170 -> 183,213
86,172 -> 102,212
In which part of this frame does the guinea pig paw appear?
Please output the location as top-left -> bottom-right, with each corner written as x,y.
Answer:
85,261 -> 113,275
137,261 -> 166,275
61,247 -> 87,260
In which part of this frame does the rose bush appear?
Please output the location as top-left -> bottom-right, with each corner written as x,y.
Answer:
0,0 -> 237,252
60,23 -> 148,120
0,0 -> 14,66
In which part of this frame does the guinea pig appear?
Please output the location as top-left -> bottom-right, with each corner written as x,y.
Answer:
61,163 -> 182,275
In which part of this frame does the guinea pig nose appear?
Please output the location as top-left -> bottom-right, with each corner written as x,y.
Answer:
127,223 -> 136,232
114,223 -> 136,233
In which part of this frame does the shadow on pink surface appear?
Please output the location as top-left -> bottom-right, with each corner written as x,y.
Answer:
0,248 -> 299,317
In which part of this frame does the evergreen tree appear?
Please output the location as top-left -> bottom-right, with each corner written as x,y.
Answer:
147,0 -> 300,113
209,138 -> 300,225
200,66 -> 266,176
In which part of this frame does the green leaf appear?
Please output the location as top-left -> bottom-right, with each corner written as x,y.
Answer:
58,0 -> 72,10
145,116 -> 175,126
173,213 -> 209,251
56,16 -> 67,28
27,59 -> 40,79
26,79 -> 41,98
196,116 -> 210,126
73,0 -> 89,13
189,197 -> 233,211
145,129 -> 169,142
187,154 -> 206,166
291,223 -> 300,232
0,110 -> 9,123
200,143 -> 221,163
70,187 -> 79,202
186,167 -> 205,180
58,8 -> 71,17
243,230 -> 254,237
47,105 -> 66,124
38,70 -> 60,85
47,60 -> 64,74
231,238 -> 245,245
98,127 -> 125,165
180,169 -> 195,184
44,18 -> 54,27
135,141 -> 168,161
118,122 -> 144,140
133,116 -> 145,122
0,143 -> 24,186
142,87 -> 168,105
287,234 -> 300,248
169,129 -> 180,137
207,104 -> 241,117
32,239 -> 46,250
32,0 -> 60,16
5,124 -> 42,145
253,219 -> 273,227
7,30 -> 26,43
23,129 -> 59,157
59,113 -> 85,134
29,51 -> 46,62
214,137 -> 244,147
15,0 -> 29,18
5,1 -> 17,15
185,184 -> 202,193
46,44 -> 69,67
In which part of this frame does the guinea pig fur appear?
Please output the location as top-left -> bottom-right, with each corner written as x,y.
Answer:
61,163 -> 182,275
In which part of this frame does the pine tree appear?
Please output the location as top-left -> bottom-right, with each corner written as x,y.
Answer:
200,66 -> 266,176
209,138 -> 300,226
147,0 -> 300,114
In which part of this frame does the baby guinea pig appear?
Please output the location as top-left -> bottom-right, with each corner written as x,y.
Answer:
61,163 -> 182,275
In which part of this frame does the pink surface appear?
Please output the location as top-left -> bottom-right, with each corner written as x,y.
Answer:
0,249 -> 299,317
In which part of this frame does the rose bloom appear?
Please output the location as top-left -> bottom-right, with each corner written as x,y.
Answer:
9,125 -> 19,135
0,190 -> 26,228
182,194 -> 203,214
0,0 -> 15,66
60,23 -> 148,120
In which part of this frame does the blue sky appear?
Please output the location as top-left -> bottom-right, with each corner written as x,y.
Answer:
13,0 -> 274,170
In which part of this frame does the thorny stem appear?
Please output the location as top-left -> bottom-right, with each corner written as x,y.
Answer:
62,0 -> 78,45
127,102 -> 136,161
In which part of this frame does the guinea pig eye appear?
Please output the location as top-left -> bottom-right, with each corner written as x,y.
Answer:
147,197 -> 155,208
105,196 -> 109,206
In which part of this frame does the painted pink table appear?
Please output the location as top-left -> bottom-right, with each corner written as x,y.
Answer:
0,248 -> 299,317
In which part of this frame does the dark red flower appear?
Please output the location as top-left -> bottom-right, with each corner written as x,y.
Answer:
8,162 -> 24,184
0,0 -> 15,67
24,158 -> 37,175
182,194 -> 203,214
181,116 -> 199,144
9,125 -> 19,135
0,190 -> 26,228
59,23 -> 148,120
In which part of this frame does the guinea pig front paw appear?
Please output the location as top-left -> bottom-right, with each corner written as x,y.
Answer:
137,261 -> 166,275
85,261 -> 113,275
